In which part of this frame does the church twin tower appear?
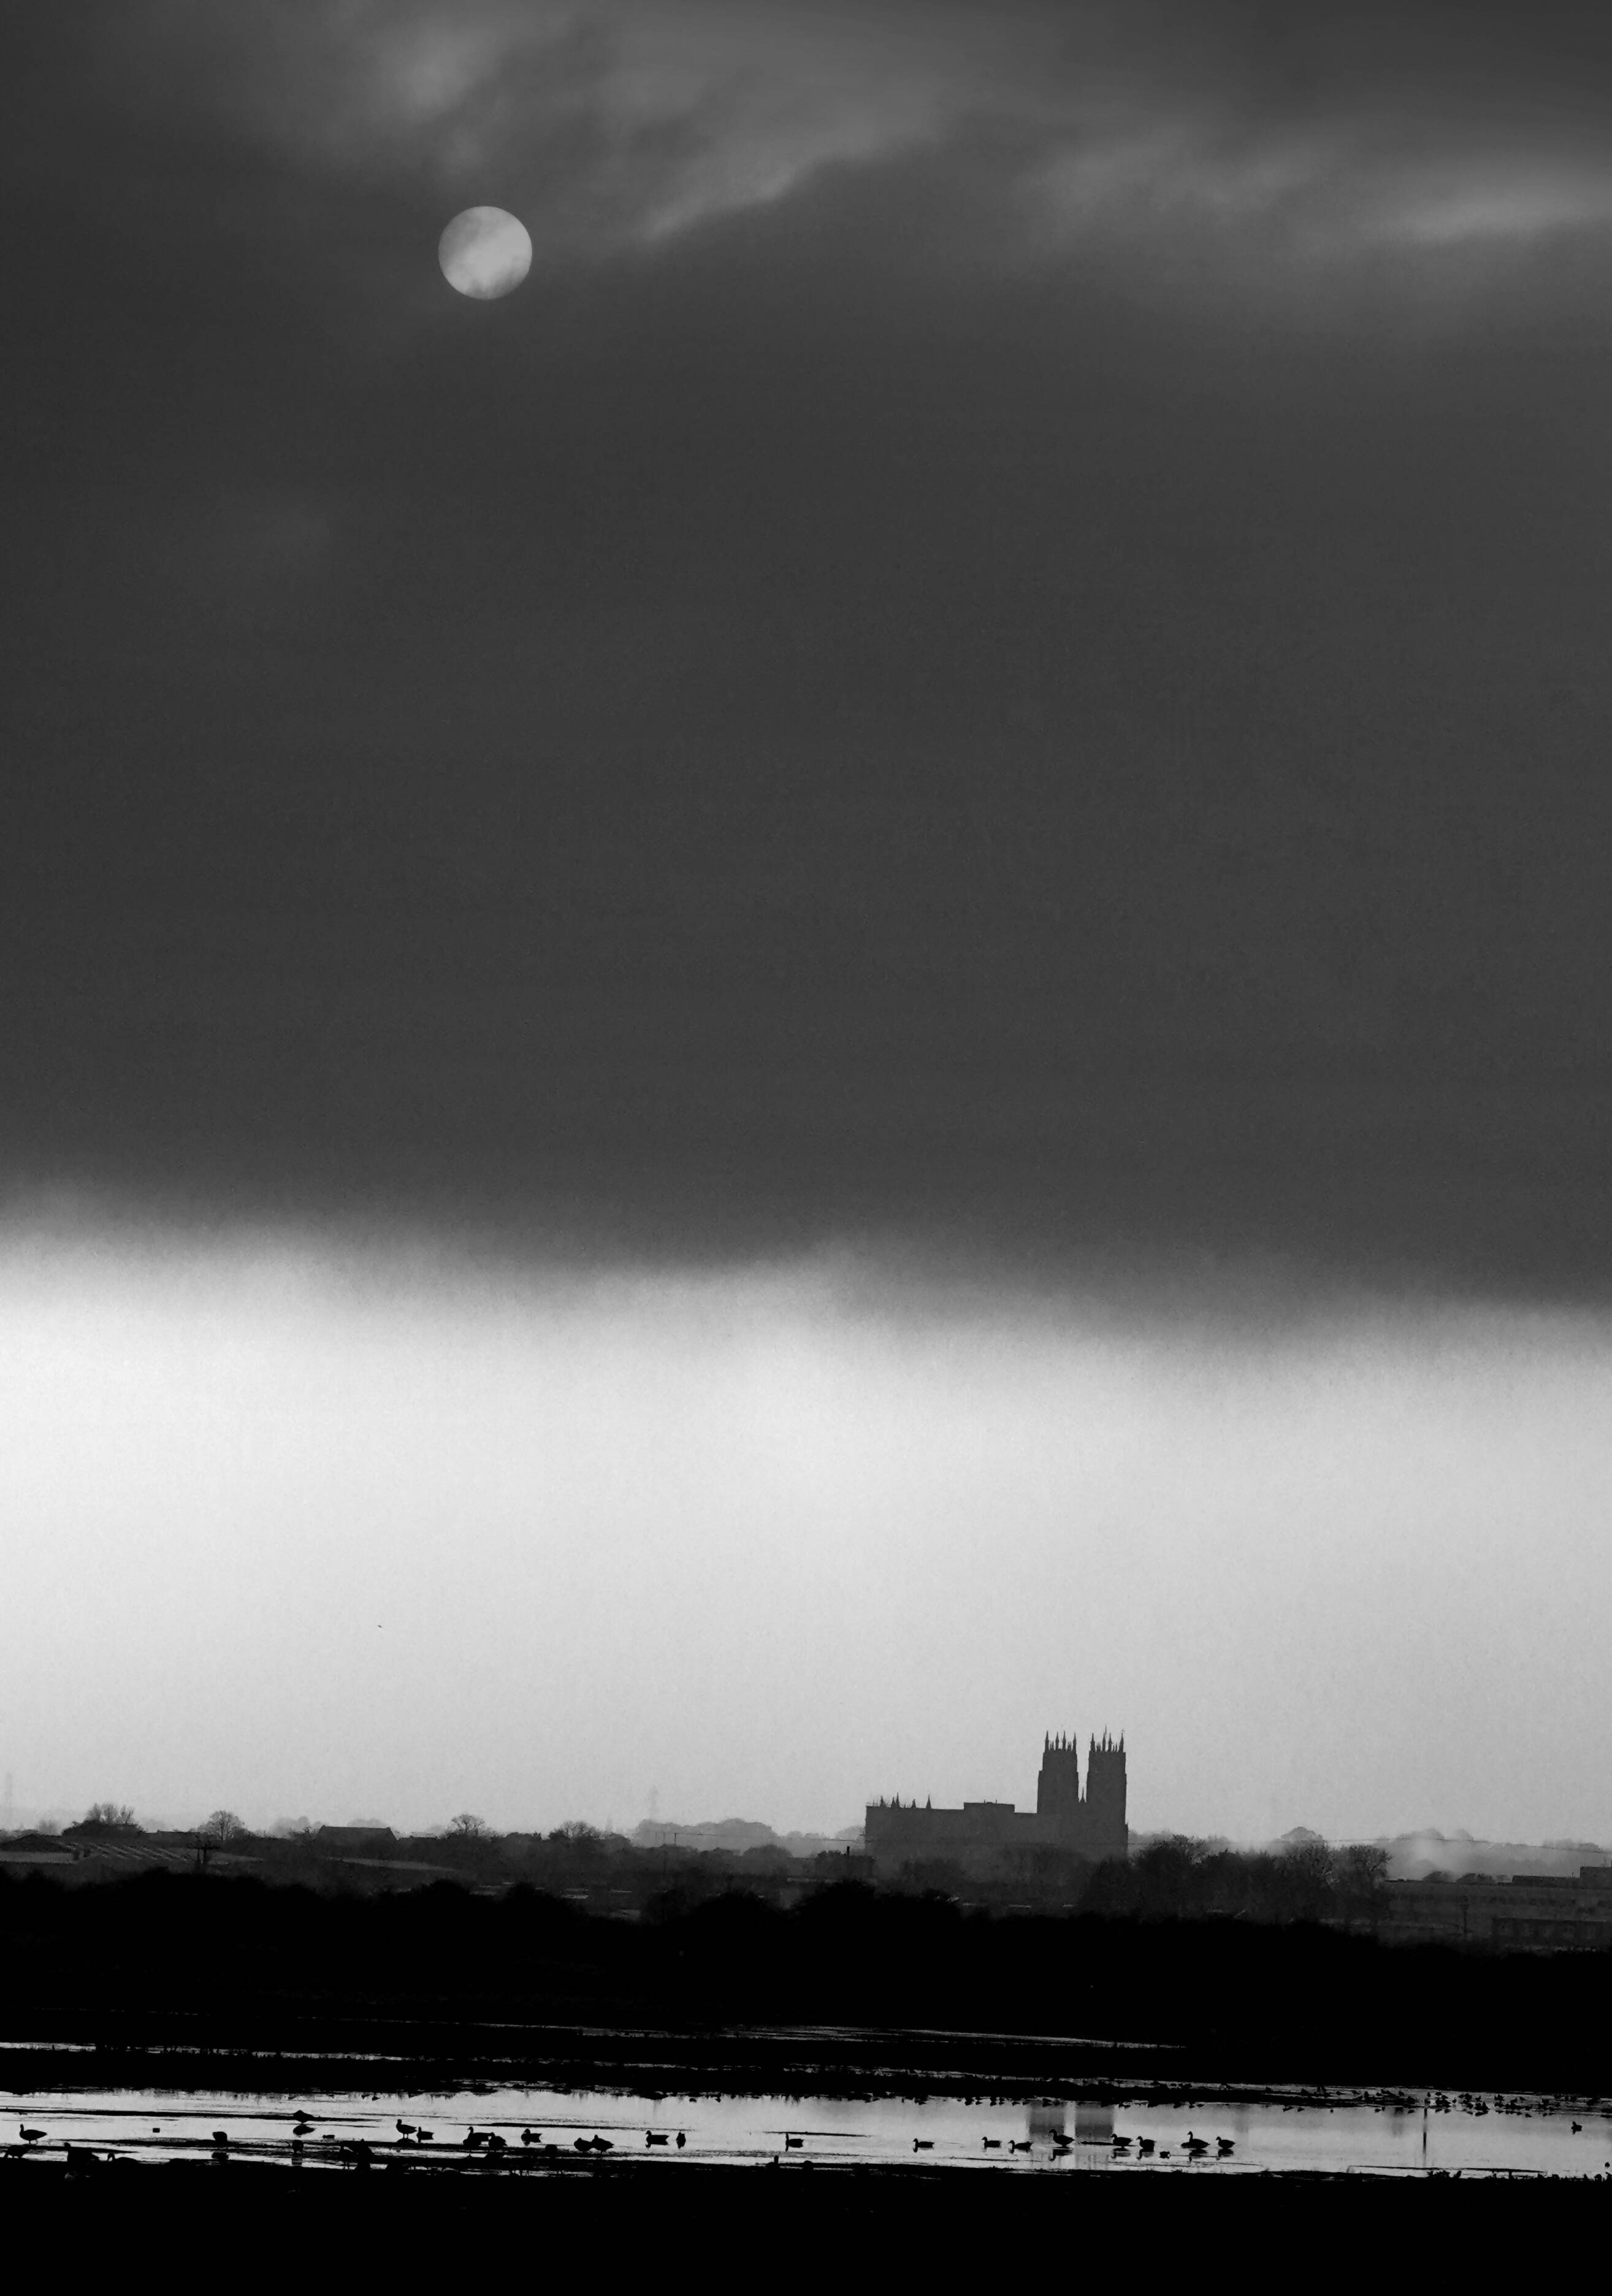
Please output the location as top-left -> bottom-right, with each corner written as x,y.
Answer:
865,1728 -> 1128,1877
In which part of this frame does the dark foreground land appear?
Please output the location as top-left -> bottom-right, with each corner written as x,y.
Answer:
1,2154 -> 1606,2264
5,1869 -> 1612,2097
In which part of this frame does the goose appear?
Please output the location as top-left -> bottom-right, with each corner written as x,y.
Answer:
645,2130 -> 669,2146
675,2132 -> 686,2149
416,2128 -> 434,2143
212,2131 -> 230,2148
19,2126 -> 45,2145
487,2131 -> 508,2152
1573,2121 -> 1584,2133
1217,2137 -> 1234,2156
521,2127 -> 542,2145
1136,2138 -> 1155,2156
1111,2135 -> 1132,2151
1008,2138 -> 1031,2154
784,2133 -> 804,2151
573,2138 -> 593,2154
982,2136 -> 1001,2151
1183,2132 -> 1209,2155
463,2127 -> 489,2150
397,2119 -> 416,2137
589,2135 -> 614,2153
913,2138 -> 933,2151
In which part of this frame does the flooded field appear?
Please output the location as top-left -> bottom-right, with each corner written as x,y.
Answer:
4,2081 -> 1611,2178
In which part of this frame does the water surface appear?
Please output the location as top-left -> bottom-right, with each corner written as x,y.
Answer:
4,2083 -> 1610,2178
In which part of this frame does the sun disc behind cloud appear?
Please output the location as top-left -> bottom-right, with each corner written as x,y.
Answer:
438,205 -> 532,300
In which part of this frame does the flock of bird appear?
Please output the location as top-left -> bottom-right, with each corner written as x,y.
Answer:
13,2113 -> 1230,2167
15,2094 -> 1610,2173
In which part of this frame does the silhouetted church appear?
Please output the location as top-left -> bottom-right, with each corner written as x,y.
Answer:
865,1732 -> 1127,1877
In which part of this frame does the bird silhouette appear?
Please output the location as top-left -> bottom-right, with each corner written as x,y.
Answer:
1217,2137 -> 1235,2156
589,2135 -> 614,2153
487,2132 -> 508,2152
521,2127 -> 541,2145
1137,2138 -> 1156,2156
463,2127 -> 488,2150
675,2131 -> 686,2149
982,2136 -> 1001,2151
19,2126 -> 44,2145
784,2133 -> 804,2150
397,2119 -> 416,2137
646,2130 -> 668,2146
913,2138 -> 933,2151
1009,2138 -> 1031,2154
416,2127 -> 434,2142
212,2131 -> 230,2148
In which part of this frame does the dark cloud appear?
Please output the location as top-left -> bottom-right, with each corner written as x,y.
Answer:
6,1 -> 1612,1291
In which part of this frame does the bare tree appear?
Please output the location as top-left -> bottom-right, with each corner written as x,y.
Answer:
1336,1842 -> 1390,1927
82,1802 -> 137,1831
448,1813 -> 492,1839
199,1810 -> 248,1844
1277,1837 -> 1338,1921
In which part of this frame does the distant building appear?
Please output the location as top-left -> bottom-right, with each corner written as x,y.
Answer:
1383,1867 -> 1612,1950
865,1732 -> 1128,1878
315,1825 -> 397,1853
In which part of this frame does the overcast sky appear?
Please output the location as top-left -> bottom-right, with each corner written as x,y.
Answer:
4,1 -> 1612,1839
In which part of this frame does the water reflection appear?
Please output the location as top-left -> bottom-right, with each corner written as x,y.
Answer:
1,2084 -> 1610,2179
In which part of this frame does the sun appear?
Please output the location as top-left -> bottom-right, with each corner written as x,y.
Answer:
438,207 -> 532,301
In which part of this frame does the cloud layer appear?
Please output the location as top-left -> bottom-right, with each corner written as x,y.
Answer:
6,0 -> 1612,1293
63,0 -> 1612,284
